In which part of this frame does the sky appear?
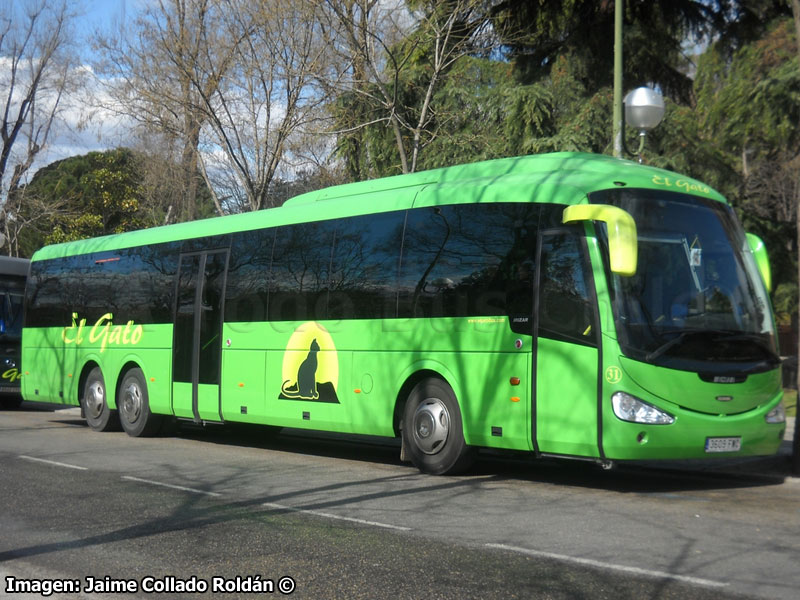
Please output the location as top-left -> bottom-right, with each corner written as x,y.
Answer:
81,0 -> 131,32
3,0 -> 140,180
56,0 -> 137,160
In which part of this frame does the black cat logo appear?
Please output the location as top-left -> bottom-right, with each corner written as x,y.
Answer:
280,339 -> 320,400
279,339 -> 339,403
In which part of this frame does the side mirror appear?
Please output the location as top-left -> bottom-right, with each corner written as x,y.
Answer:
563,204 -> 638,276
745,233 -> 772,292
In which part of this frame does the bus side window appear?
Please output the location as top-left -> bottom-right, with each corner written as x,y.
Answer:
328,211 -> 405,320
398,204 -> 539,319
269,222 -> 335,322
537,233 -> 597,346
225,229 -> 274,322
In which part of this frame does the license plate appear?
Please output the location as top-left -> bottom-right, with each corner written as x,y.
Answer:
704,437 -> 741,453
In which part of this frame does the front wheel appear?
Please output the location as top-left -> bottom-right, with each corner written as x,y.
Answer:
119,368 -> 161,437
402,378 -> 475,475
82,367 -> 120,432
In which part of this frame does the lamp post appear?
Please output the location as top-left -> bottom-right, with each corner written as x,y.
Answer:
613,0 -> 624,158
613,0 -> 665,161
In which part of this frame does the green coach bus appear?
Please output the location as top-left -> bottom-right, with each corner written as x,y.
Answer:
20,152 -> 786,474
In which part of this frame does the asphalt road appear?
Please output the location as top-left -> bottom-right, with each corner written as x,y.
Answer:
1,402 -> 798,600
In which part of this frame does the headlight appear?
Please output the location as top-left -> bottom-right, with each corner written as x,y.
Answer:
765,402 -> 786,424
612,391 -> 675,425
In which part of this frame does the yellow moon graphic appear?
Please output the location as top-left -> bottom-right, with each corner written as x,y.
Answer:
281,322 -> 338,389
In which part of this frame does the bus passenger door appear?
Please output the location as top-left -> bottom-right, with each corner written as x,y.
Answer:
534,229 -> 601,458
172,250 -> 229,423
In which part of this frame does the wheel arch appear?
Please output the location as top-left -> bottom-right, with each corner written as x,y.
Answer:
116,361 -> 163,437
76,354 -> 144,410
115,360 -> 144,402
77,359 -> 102,408
392,361 -> 463,438
77,360 -> 121,432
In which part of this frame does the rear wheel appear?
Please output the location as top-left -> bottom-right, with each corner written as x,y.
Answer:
119,368 -> 161,437
402,378 -> 475,475
82,367 -> 119,431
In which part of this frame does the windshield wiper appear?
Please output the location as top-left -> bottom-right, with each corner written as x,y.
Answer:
709,332 -> 782,366
645,329 -> 780,364
645,330 -> 703,362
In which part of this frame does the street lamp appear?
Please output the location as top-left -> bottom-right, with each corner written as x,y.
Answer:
623,86 -> 665,163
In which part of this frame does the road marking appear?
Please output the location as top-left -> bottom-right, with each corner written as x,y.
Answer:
263,502 -> 411,531
19,455 -> 88,471
122,475 -> 221,497
639,492 -> 711,502
485,543 -> 728,588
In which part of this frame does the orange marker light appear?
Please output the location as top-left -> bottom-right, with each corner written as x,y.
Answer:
511,397 -> 521,403
354,389 -> 362,394
238,383 -> 245,387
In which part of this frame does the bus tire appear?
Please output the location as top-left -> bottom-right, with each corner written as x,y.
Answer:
402,378 -> 475,475
82,367 -> 120,432
119,368 -> 161,437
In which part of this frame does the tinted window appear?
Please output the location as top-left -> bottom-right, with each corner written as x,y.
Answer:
173,255 -> 200,383
24,259 -> 72,327
172,250 -> 227,384
25,243 -> 179,327
225,229 -> 275,322
199,251 -> 227,384
1,289 -> 25,338
329,212 -> 405,320
269,221 -> 335,321
538,231 -> 597,346
398,204 -> 540,322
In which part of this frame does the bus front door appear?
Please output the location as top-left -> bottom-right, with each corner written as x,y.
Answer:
172,250 -> 228,423
534,229 -> 602,458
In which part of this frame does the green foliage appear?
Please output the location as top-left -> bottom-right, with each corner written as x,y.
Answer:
691,18 -> 800,315
419,57 -> 517,168
696,19 -> 800,159
514,54 -> 613,155
491,0 -> 719,102
16,147 -> 220,256
18,149 -> 151,253
773,282 -> 798,327
337,51 -> 615,175
502,83 -> 556,154
641,102 -> 739,199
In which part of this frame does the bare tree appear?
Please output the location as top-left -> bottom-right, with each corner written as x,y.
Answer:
191,0 -> 340,212
95,0 -> 338,215
323,0 -> 497,175
93,0 -> 241,222
129,129 -> 210,225
0,0 -> 80,255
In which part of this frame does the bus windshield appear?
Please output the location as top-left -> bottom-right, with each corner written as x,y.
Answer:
0,291 -> 24,340
591,188 -> 779,372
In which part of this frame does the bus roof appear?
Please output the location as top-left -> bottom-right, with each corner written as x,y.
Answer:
30,152 -> 725,262
0,256 -> 31,277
